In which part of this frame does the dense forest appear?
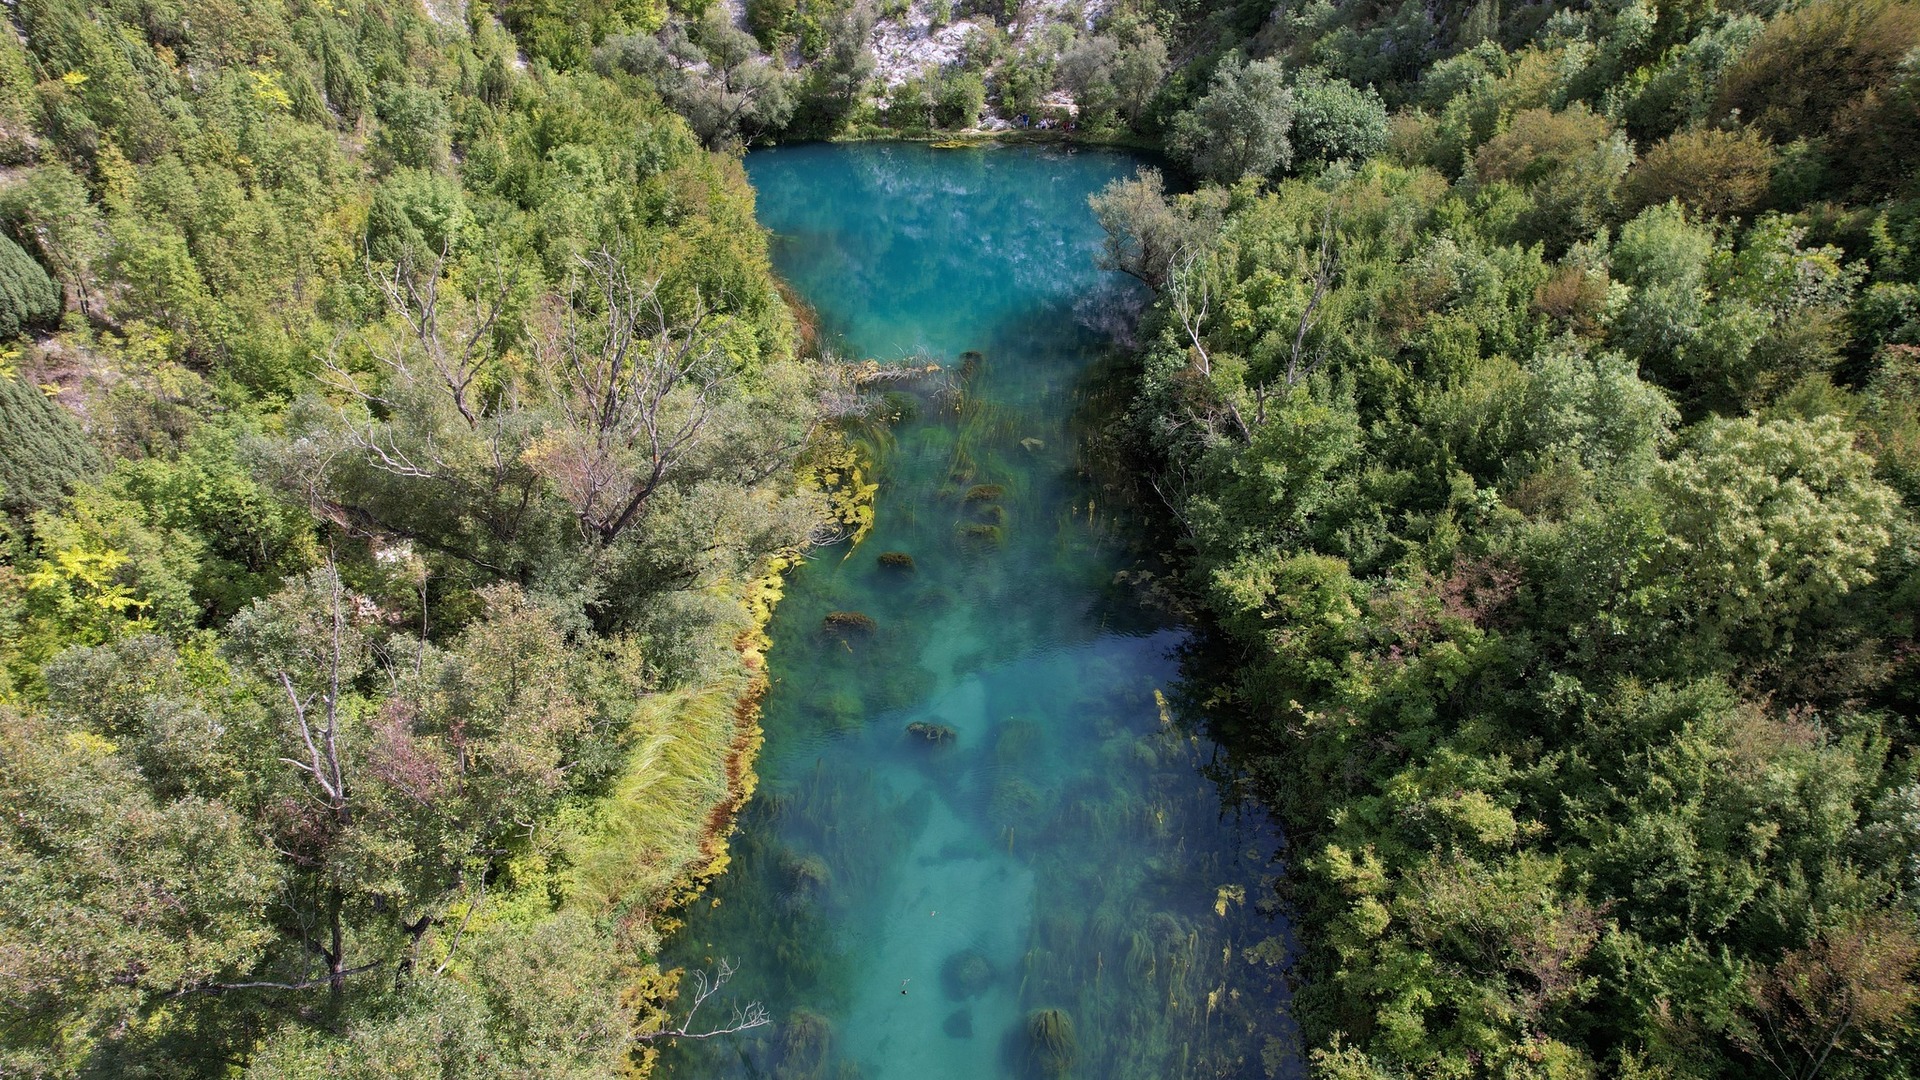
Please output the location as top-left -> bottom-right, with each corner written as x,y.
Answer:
0,1 -> 853,1075
1086,1 -> 1920,1078
4,0 -> 1919,1078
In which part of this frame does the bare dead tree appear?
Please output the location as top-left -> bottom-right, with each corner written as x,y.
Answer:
1166,252 -> 1251,442
275,565 -> 352,829
260,564 -> 363,1001
366,246 -> 518,430
529,248 -> 737,548
636,959 -> 771,1043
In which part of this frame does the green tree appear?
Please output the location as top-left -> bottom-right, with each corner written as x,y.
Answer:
0,707 -> 280,1074
1289,72 -> 1389,166
0,232 -> 59,339
1623,127 -> 1777,220
1472,105 -> 1632,253
1170,58 -> 1296,183
0,372 -> 97,517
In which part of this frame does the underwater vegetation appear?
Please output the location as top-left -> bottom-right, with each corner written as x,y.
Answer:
779,849 -> 834,907
877,551 -> 916,570
941,948 -> 996,1000
774,1008 -> 836,1080
992,719 -> 1039,765
989,776 -> 1049,832
958,350 -> 983,379
823,610 -> 877,633
804,691 -> 864,733
879,390 -> 920,422
961,523 -> 1003,544
943,1008 -> 974,1039
1024,1008 -> 1078,1078
963,484 -> 1005,502
905,720 -> 957,744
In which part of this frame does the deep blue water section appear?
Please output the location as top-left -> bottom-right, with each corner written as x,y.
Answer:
659,142 -> 1291,1080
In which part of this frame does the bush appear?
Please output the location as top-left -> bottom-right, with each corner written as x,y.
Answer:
935,71 -> 986,129
0,233 -> 59,339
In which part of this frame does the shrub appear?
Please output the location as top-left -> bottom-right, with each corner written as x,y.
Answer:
0,233 -> 59,339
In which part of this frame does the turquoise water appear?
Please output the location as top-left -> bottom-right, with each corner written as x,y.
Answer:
659,143 -> 1290,1080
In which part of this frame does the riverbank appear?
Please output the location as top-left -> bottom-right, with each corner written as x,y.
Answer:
819,124 -> 1164,155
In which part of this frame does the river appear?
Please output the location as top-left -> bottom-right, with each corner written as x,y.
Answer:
659,142 -> 1293,1080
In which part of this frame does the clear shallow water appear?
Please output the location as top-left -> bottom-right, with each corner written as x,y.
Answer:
659,143 -> 1292,1080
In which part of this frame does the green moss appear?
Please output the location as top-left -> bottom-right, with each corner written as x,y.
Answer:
990,776 -> 1046,830
993,719 -> 1039,764
963,484 -> 1005,502
880,389 -> 920,421
867,666 -> 937,710
1124,928 -> 1156,984
877,551 -> 916,570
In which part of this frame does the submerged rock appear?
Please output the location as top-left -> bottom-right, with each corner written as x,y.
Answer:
943,1007 -> 974,1039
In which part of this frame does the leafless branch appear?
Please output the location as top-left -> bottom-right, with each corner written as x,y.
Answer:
635,959 -> 771,1043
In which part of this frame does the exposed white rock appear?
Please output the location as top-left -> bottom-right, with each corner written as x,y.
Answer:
869,2 -> 990,88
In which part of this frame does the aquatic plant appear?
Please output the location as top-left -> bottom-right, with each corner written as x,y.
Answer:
964,484 -> 1005,502
962,523 -> 1003,543
992,719 -> 1039,764
877,551 -> 916,570
869,667 -> 937,711
775,1008 -> 836,1080
1025,1008 -> 1078,1077
805,691 -> 864,733
880,389 -> 920,422
906,720 -> 957,744
823,610 -> 877,633
941,948 -> 995,999
990,776 -> 1047,830
780,850 -> 833,900
970,503 -> 1007,526
959,350 -> 983,378
1124,928 -> 1157,984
